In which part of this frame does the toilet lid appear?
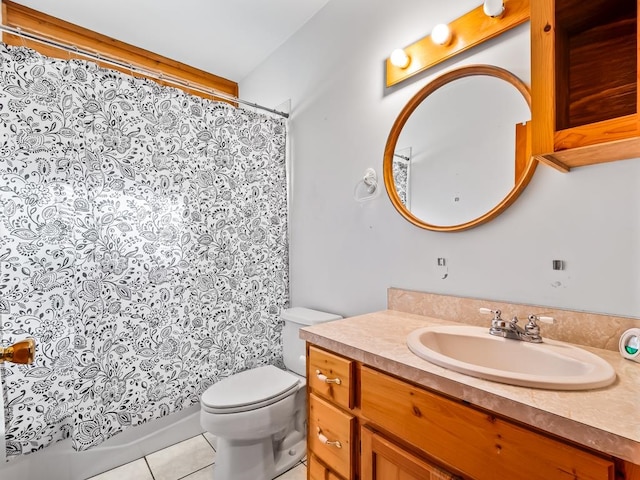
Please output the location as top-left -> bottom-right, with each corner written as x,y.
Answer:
201,365 -> 301,413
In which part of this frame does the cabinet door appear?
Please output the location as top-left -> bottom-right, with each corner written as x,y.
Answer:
361,426 -> 460,480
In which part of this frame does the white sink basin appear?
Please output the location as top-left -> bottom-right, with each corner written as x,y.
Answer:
406,325 -> 616,390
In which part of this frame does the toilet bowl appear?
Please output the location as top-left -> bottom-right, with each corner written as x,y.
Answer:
200,307 -> 342,480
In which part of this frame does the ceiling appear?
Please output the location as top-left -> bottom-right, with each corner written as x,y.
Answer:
8,0 -> 331,82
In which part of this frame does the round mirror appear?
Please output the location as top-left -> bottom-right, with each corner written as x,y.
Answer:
383,65 -> 537,232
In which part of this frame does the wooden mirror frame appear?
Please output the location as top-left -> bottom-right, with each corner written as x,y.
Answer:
383,64 -> 538,232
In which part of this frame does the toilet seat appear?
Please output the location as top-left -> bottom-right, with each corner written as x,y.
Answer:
201,365 -> 301,414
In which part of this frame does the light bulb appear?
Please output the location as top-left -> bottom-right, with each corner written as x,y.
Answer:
390,48 -> 410,69
431,23 -> 452,46
483,0 -> 505,17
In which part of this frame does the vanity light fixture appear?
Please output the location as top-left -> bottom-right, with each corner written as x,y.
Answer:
483,0 -> 505,18
431,23 -> 452,46
385,0 -> 529,87
389,48 -> 411,69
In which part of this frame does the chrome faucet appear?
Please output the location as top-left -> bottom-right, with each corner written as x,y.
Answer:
480,308 -> 555,343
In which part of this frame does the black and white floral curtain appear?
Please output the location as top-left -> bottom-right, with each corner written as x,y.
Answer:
0,44 -> 288,458
392,152 -> 409,208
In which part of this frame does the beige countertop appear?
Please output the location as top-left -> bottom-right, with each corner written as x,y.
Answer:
300,309 -> 640,464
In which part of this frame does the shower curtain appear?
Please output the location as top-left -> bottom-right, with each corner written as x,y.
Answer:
392,152 -> 410,208
0,44 -> 288,458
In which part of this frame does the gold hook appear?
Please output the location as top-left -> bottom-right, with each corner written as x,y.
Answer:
0,338 -> 36,364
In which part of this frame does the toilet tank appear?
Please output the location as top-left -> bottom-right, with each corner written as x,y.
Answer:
281,307 -> 342,376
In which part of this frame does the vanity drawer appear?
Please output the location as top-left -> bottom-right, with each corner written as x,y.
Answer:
308,454 -> 344,480
360,366 -> 614,480
308,393 -> 356,480
308,345 -> 355,409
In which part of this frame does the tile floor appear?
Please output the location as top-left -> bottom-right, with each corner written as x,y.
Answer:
86,432 -> 306,480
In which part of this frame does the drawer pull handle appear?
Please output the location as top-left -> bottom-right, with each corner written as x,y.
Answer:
316,369 -> 342,385
317,427 -> 342,448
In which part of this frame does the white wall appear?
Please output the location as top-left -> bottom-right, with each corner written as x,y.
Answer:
240,0 -> 640,319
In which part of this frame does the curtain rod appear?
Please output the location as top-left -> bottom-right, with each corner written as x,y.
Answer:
0,24 -> 290,119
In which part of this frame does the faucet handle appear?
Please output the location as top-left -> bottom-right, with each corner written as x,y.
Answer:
524,315 -> 556,343
528,314 -> 555,325
482,308 -> 510,336
479,308 -> 502,320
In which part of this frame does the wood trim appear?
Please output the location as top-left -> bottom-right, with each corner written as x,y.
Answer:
386,0 -> 530,87
514,120 -> 531,182
360,426 -> 374,480
1,0 -> 238,101
530,0 -> 556,157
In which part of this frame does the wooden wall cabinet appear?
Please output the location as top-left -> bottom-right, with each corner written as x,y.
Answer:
531,0 -> 640,171
306,343 -> 640,480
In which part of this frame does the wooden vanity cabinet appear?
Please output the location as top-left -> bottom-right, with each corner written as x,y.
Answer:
531,0 -> 640,171
306,343 -> 640,480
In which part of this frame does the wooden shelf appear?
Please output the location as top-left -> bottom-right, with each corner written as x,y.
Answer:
531,0 -> 639,171
535,136 -> 640,172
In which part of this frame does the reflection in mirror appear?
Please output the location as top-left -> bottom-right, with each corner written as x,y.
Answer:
395,76 -> 529,225
392,147 -> 411,209
383,65 -> 537,232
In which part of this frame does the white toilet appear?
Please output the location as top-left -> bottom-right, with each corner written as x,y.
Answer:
200,307 -> 342,480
